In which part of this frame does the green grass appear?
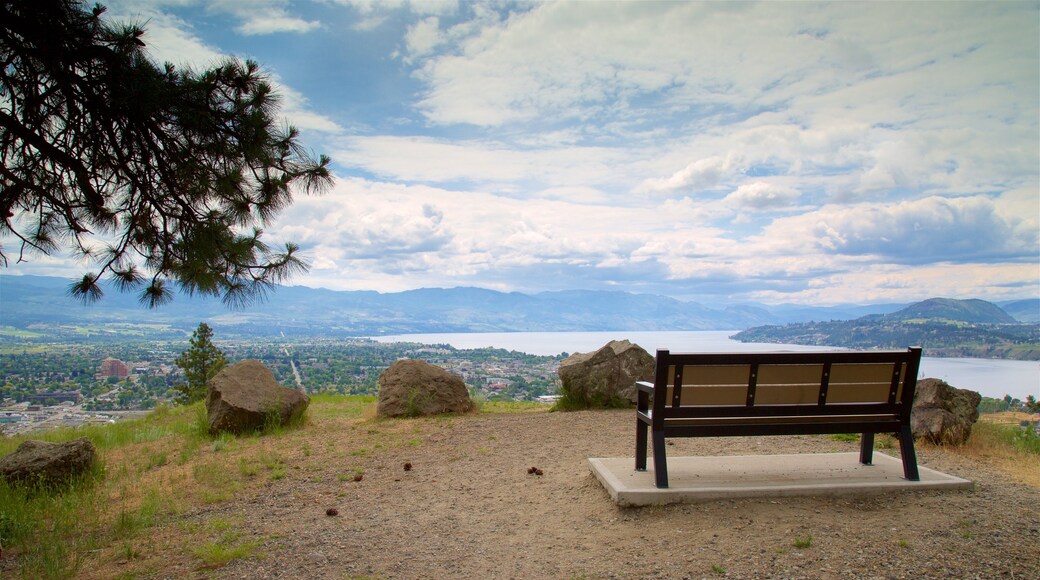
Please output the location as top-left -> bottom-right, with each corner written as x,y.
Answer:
973,421 -> 1040,455
191,517 -> 261,567
143,450 -> 168,471
0,404 -> 202,458
827,433 -> 896,449
193,459 -> 241,504
258,450 -> 287,480
551,386 -> 630,411
211,432 -> 236,452
0,392 -> 1031,576
0,464 -> 107,578
482,399 -> 547,413
793,534 -> 813,549
0,325 -> 44,339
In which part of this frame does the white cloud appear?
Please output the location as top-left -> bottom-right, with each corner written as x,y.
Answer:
749,262 -> 1040,306
236,15 -> 321,35
333,0 -> 457,18
106,2 -> 225,67
724,182 -> 801,210
207,0 -> 321,35
404,16 -> 443,61
401,1 -> 1037,203
273,82 -> 346,134
637,156 -> 742,194
759,195 -> 1039,263
330,135 -> 634,190
408,0 -> 458,17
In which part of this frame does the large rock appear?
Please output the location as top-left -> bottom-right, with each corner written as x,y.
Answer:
558,340 -> 655,406
377,359 -> 473,417
0,437 -> 96,486
207,360 -> 310,435
912,378 -> 982,445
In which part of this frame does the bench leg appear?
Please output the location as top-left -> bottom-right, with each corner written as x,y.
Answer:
635,419 -> 648,471
859,432 -> 875,465
898,425 -> 920,481
652,430 -> 668,488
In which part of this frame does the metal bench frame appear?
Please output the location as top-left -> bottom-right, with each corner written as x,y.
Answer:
635,348 -> 923,488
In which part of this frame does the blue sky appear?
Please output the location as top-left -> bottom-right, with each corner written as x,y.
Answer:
16,1 -> 1040,305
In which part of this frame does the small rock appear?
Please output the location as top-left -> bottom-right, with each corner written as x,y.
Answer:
326,507 -> 338,516
0,437 -> 96,486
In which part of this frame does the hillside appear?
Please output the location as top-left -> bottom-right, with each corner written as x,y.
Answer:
733,298 -> 1040,360
867,297 -> 1017,324
1,399 -> 1037,578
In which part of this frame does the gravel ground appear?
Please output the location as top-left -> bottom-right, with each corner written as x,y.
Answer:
85,408 -> 1039,579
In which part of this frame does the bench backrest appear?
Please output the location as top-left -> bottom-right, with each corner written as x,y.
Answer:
651,348 -> 922,419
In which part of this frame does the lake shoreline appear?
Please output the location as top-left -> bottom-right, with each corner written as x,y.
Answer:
373,330 -> 1040,401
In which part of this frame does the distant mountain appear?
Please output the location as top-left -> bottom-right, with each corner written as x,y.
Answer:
870,297 -> 1017,324
1,275 -> 1034,345
733,298 -> 1040,360
1000,299 -> 1040,323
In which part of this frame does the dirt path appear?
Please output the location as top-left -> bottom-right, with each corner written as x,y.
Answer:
92,408 -> 1040,579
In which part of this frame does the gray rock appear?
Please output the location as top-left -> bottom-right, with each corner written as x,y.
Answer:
911,378 -> 982,445
207,360 -> 309,435
377,359 -> 473,418
0,437 -> 96,486
557,340 -> 655,406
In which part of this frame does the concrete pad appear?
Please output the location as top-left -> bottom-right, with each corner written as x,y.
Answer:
588,453 -> 973,507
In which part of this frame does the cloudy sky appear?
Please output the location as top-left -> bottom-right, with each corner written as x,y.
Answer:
20,1 -> 1040,305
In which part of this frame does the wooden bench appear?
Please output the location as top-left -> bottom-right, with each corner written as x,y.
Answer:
635,348 -> 923,488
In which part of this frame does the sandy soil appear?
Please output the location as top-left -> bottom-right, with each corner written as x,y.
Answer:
92,408 -> 1039,579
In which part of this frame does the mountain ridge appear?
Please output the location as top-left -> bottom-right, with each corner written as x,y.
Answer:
1,274 -> 1036,341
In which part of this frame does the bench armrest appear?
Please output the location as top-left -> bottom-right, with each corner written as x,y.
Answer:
636,381 -> 654,414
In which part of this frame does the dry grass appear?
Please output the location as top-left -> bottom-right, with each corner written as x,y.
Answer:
1,399 -> 1033,578
980,411 -> 1039,426
938,412 -> 1040,487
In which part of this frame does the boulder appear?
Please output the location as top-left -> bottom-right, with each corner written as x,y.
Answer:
0,437 -> 96,486
377,359 -> 473,418
911,378 -> 982,446
557,340 -> 655,406
207,360 -> 309,435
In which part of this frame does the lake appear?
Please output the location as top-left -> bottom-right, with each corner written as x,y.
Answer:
374,330 -> 1040,401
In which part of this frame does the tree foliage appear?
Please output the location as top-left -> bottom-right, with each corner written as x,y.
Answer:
174,322 -> 227,404
1026,395 -> 1040,414
0,0 -> 331,307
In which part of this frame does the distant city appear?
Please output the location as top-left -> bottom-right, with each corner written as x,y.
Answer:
0,339 -> 562,435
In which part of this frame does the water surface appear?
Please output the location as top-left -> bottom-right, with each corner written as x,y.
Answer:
374,330 -> 1040,400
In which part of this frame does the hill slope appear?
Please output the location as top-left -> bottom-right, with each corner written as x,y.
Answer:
874,297 -> 1017,324
2,400 -> 1037,578
733,298 -> 1040,360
